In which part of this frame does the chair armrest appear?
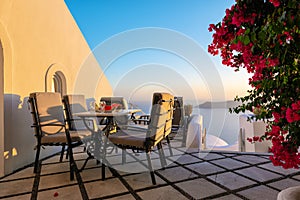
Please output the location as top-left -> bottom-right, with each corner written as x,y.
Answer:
32,123 -> 65,128
121,125 -> 148,131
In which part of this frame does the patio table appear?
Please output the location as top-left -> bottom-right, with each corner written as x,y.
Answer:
74,109 -> 142,173
74,109 -> 142,133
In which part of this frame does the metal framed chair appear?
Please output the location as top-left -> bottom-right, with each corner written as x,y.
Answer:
169,97 -> 188,146
28,92 -> 90,180
63,94 -> 104,169
127,93 -> 176,156
63,94 -> 103,131
101,92 -> 174,185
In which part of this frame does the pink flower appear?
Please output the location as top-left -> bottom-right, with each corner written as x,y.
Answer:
272,112 -> 281,123
292,101 -> 300,111
286,101 -> 300,123
269,0 -> 280,7
208,24 -> 215,32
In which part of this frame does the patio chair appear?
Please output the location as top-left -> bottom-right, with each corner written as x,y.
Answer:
102,92 -> 174,185
63,94 -> 104,131
128,94 -> 180,156
63,94 -> 104,169
171,97 -> 184,133
169,97 -> 187,146
29,92 -> 90,180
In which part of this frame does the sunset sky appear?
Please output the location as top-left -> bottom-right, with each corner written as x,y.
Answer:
65,0 -> 251,104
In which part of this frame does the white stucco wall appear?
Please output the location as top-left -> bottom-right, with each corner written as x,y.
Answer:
0,0 -> 113,175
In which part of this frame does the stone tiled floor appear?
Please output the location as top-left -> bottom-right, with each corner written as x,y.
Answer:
1,139 -> 300,200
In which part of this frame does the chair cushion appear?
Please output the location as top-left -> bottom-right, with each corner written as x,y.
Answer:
108,129 -> 146,148
151,93 -> 174,142
64,94 -> 88,112
30,92 -> 65,135
152,92 -> 174,137
63,94 -> 89,130
41,130 -> 91,144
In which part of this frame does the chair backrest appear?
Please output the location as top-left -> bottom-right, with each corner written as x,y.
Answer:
146,103 -> 168,147
63,94 -> 88,130
147,92 -> 174,146
152,92 -> 174,137
29,92 -> 65,136
100,96 -> 128,110
172,96 -> 184,128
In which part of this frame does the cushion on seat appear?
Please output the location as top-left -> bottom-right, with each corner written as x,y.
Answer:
31,92 -> 65,135
64,94 -> 88,112
41,130 -> 91,144
152,92 -> 174,137
108,129 -> 146,148
63,94 -> 90,130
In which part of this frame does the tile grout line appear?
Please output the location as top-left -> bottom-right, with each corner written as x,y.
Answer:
106,165 -> 143,200
124,147 -> 196,199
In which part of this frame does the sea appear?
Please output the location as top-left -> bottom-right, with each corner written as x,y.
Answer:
130,101 -> 241,145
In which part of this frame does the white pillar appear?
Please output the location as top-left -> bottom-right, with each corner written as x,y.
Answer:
238,128 -> 245,152
202,128 -> 206,150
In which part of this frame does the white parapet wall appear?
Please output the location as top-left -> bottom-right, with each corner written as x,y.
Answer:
186,114 -> 203,151
239,114 -> 271,153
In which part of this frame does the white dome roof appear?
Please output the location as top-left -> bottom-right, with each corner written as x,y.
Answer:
206,134 -> 228,147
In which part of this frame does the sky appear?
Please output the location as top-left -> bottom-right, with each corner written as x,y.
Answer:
65,0 -> 251,104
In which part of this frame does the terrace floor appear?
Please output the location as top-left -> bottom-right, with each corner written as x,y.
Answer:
1,138 -> 300,200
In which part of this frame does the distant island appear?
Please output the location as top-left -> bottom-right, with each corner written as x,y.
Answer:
197,100 -> 241,109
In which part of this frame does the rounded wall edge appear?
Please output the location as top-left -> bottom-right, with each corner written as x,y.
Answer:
0,20 -> 11,177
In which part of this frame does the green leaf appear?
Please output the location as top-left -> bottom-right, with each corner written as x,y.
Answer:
245,28 -> 250,35
243,35 -> 250,45
251,32 -> 257,42
258,30 -> 266,40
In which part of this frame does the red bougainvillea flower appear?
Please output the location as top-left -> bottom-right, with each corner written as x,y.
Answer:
208,0 -> 300,169
269,0 -> 280,7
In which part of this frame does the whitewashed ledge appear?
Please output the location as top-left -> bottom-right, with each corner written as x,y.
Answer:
185,113 -> 277,153
239,114 -> 271,153
185,114 -> 238,151
277,186 -> 300,200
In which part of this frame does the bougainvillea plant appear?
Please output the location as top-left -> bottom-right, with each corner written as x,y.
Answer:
208,0 -> 300,169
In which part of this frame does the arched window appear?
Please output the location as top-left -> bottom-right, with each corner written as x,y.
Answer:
45,64 -> 67,96
51,71 -> 66,96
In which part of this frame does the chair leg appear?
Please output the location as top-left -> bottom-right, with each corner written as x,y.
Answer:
122,148 -> 126,164
101,136 -> 108,181
34,144 -> 41,173
146,150 -> 156,185
67,145 -> 75,181
165,135 -> 173,156
59,145 -> 65,162
79,151 -> 93,172
157,143 -> 167,169
65,146 -> 69,160
182,126 -> 187,147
